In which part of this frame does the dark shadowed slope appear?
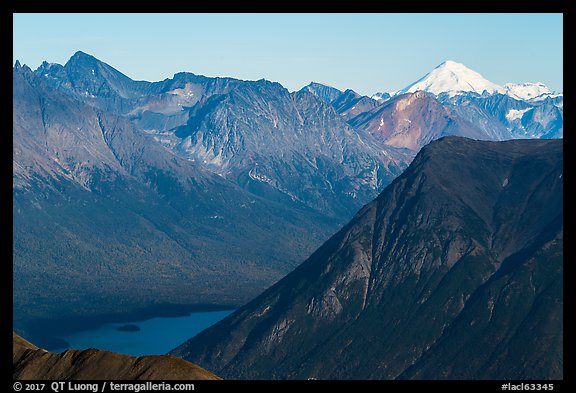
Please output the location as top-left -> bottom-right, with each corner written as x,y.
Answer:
173,137 -> 562,380
13,333 -> 219,380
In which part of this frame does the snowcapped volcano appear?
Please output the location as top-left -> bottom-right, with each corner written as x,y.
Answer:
395,60 -> 505,97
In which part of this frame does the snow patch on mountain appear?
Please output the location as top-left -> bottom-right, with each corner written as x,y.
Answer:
506,108 -> 533,121
169,83 -> 195,98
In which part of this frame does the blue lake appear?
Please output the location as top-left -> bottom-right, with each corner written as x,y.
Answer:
52,309 -> 234,357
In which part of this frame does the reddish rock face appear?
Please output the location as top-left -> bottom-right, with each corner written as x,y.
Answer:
350,91 -> 486,150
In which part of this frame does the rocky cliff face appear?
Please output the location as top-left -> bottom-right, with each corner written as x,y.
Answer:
13,333 -> 219,380
171,84 -> 410,217
173,137 -> 563,380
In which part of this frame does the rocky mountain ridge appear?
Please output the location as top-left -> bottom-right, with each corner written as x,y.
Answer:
13,333 -> 219,380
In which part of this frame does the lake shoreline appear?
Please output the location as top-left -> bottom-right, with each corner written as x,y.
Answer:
23,303 -> 236,351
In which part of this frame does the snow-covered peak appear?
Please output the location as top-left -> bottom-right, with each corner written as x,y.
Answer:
395,60 -> 505,97
371,92 -> 391,102
503,82 -> 555,101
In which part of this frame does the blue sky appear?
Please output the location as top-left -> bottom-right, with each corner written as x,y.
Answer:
13,13 -> 563,96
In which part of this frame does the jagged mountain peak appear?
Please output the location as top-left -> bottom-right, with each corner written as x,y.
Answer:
35,60 -> 64,76
64,50 -> 105,70
14,62 -> 32,74
340,88 -> 361,99
44,50 -> 141,101
60,51 -> 129,79
302,81 -> 340,91
69,50 -> 96,60
299,82 -> 343,104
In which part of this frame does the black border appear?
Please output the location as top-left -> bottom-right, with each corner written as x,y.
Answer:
6,380 -> 570,391
8,2 -> 570,390
8,1 -> 568,13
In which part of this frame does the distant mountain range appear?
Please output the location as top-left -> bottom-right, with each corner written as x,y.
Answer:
301,60 -> 562,143
13,52 -> 562,346
174,137 -> 563,380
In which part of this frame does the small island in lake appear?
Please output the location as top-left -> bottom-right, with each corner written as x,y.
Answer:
117,324 -> 141,332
